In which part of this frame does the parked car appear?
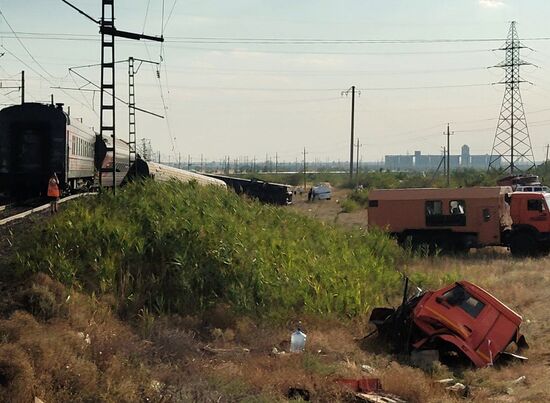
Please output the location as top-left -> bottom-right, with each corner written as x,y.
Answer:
311,182 -> 332,200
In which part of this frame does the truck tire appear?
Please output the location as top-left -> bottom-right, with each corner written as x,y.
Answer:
510,232 -> 539,257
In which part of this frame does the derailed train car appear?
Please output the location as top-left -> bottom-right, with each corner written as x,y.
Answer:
128,159 -> 227,187
205,173 -> 292,205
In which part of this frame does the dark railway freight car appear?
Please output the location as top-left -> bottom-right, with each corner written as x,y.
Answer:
205,174 -> 292,205
0,103 -> 96,198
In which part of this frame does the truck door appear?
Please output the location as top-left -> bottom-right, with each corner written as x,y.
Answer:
524,196 -> 549,231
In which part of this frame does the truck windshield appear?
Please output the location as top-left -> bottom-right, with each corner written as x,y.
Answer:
441,285 -> 485,318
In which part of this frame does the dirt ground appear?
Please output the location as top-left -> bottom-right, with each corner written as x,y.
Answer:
290,188 -> 368,229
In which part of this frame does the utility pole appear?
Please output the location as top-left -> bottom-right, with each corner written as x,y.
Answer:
303,147 -> 308,190
187,154 -> 191,170
444,124 -> 453,187
546,144 -> 549,166
355,138 -> 361,181
21,71 -> 24,104
253,156 -> 257,173
442,146 -> 447,178
200,154 -> 204,172
342,85 -> 360,181
275,153 -> 279,173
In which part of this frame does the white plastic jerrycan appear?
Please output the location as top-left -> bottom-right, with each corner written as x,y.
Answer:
290,323 -> 307,353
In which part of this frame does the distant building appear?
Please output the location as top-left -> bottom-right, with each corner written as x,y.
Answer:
384,144 -> 500,171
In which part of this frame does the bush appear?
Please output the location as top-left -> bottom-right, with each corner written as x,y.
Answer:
14,180 -> 405,320
348,189 -> 369,207
339,198 -> 359,213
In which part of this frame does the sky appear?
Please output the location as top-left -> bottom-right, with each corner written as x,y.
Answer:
0,0 -> 550,164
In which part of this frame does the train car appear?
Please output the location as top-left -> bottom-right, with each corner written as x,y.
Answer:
95,136 -> 131,188
205,174 -> 293,205
0,103 -> 96,198
128,159 -> 227,187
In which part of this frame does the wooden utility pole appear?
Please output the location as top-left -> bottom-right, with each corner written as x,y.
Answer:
187,154 -> 191,170
546,144 -> 549,166
444,123 -> 453,187
303,147 -> 308,190
342,86 -> 360,181
355,138 -> 361,181
21,71 -> 25,104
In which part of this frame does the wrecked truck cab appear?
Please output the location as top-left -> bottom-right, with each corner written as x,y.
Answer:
369,280 -> 528,368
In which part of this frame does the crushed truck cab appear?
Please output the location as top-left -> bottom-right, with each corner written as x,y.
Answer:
369,280 -> 528,368
368,186 -> 550,256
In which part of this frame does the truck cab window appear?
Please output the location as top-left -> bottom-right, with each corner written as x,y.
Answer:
450,200 -> 465,215
425,200 -> 442,216
441,285 -> 485,318
527,199 -> 545,212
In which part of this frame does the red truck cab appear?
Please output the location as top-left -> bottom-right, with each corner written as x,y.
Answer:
412,281 -> 526,367
369,280 -> 527,367
508,192 -> 550,255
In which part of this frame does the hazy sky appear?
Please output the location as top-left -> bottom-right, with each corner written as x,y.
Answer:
0,0 -> 549,163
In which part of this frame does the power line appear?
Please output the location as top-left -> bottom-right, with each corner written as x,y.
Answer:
169,83 -> 490,92
0,10 -> 57,79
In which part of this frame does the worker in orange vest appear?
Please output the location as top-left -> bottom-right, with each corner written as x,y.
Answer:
47,172 -> 60,214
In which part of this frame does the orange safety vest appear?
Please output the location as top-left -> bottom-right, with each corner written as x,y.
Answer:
47,178 -> 60,198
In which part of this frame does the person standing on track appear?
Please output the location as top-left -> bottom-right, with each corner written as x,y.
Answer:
47,172 -> 60,214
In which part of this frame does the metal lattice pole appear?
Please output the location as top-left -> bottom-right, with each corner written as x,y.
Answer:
489,21 -> 536,174
100,0 -> 116,189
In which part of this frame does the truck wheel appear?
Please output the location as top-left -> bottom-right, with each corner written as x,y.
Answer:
510,232 -> 539,257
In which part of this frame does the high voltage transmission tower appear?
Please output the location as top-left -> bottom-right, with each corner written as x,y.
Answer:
489,21 -> 536,174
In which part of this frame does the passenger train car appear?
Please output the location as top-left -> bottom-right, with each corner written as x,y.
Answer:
0,103 -> 97,198
0,102 -> 130,198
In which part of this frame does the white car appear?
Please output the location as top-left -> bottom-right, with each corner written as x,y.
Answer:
311,183 -> 332,200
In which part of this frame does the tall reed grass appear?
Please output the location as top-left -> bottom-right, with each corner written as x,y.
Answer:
14,180 -> 405,319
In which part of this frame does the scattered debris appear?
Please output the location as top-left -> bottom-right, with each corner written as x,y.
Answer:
335,378 -> 407,403
271,347 -> 287,356
356,392 -> 407,403
361,364 -> 376,374
511,375 -> 527,385
435,378 -> 455,385
287,387 -> 310,401
201,345 -> 250,355
369,278 -> 528,368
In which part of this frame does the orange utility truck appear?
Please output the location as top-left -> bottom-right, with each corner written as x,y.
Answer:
368,187 -> 550,256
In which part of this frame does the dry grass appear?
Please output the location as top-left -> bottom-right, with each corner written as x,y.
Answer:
2,188 -> 550,401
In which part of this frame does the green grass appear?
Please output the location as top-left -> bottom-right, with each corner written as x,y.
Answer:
13,180 -> 406,320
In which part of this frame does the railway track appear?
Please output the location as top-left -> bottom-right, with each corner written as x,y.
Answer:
0,193 -> 95,226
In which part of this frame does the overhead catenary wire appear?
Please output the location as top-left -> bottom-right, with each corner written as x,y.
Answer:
0,10 -> 56,79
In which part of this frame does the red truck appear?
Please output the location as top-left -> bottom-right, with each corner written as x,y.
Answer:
369,279 -> 528,367
368,187 -> 550,256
